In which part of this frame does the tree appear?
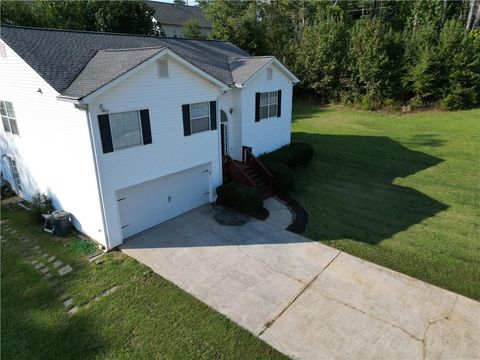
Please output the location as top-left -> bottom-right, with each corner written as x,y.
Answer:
183,19 -> 203,39
348,19 -> 404,107
1,0 -> 158,35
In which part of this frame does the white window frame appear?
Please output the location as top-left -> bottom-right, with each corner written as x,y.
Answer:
1,101 -> 19,135
189,102 -> 211,135
259,91 -> 278,120
109,110 -> 144,151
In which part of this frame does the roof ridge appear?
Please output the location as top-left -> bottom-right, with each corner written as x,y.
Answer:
0,24 -> 227,43
100,46 -> 166,52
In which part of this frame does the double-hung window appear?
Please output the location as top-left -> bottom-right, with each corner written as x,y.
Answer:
109,110 -> 143,150
259,91 -> 278,120
189,102 -> 211,134
1,101 -> 19,135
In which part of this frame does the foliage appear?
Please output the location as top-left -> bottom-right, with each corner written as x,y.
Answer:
1,0 -> 159,35
216,182 -> 263,214
264,162 -> 294,194
72,238 -> 97,256
260,142 -> 314,168
183,19 -> 204,39
1,183 -> 14,199
30,192 -> 54,223
201,0 -> 480,110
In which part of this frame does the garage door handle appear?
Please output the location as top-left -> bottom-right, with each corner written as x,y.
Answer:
117,197 -> 126,202
121,224 -> 129,229
202,170 -> 209,173
203,192 -> 209,195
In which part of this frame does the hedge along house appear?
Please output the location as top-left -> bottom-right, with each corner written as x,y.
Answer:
0,25 -> 299,250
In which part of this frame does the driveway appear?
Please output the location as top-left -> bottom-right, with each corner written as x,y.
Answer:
121,205 -> 479,359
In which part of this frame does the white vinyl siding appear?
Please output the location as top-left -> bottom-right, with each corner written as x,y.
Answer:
1,101 -> 19,135
189,101 -> 210,134
259,91 -> 277,120
109,110 -> 143,150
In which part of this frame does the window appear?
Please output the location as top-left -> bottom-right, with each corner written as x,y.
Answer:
109,110 -> 143,150
7,156 -> 22,193
157,60 -> 168,78
189,102 -> 210,134
267,67 -> 273,80
1,101 -> 19,135
259,91 -> 277,120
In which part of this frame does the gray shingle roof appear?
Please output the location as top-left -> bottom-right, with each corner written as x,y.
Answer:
146,1 -> 212,28
62,47 -> 165,99
1,25 -> 250,94
229,56 -> 273,85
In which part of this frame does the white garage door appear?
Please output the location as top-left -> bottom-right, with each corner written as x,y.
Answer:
116,164 -> 210,239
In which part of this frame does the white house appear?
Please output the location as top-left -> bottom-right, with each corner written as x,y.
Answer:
0,25 -> 299,250
146,1 -> 212,38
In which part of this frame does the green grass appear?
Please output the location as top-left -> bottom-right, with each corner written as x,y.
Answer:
1,206 -> 285,360
291,103 -> 480,300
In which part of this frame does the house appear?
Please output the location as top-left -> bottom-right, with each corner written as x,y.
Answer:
0,25 -> 299,250
146,1 -> 212,38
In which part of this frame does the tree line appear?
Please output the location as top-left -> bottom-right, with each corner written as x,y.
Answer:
2,0 -> 479,110
200,0 -> 480,110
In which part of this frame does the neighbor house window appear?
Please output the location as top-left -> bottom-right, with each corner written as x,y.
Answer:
1,101 -> 19,135
189,102 -> 211,134
109,110 -> 143,150
259,91 -> 278,120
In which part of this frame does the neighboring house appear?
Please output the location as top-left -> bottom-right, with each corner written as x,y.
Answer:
146,1 -> 212,38
0,25 -> 299,250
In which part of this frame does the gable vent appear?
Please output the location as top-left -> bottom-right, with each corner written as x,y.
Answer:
267,67 -> 273,80
157,60 -> 169,78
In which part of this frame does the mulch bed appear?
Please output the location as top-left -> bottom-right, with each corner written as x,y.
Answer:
277,194 -> 309,234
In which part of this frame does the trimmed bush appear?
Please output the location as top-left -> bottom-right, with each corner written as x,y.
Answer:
265,162 -> 294,194
30,192 -> 54,223
260,142 -> 314,168
216,183 -> 263,214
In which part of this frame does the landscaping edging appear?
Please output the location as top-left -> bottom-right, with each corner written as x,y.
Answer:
277,194 -> 309,234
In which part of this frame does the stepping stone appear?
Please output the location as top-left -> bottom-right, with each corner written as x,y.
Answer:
63,298 -> 74,308
35,262 -> 45,269
26,255 -> 34,261
40,267 -> 49,274
53,260 -> 63,268
58,265 -> 72,276
33,245 -> 40,250
44,273 -> 52,278
31,259 -> 39,265
68,306 -> 78,315
22,252 -> 28,257
47,255 -> 57,263
43,253 -> 50,258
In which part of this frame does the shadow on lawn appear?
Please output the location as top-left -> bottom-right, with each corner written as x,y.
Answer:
292,133 -> 449,244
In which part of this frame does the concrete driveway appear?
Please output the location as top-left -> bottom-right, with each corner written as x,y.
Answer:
121,205 -> 479,359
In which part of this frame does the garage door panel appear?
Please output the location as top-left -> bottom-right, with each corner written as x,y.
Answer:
117,165 -> 210,239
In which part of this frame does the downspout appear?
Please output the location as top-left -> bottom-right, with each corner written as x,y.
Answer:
82,104 -> 111,251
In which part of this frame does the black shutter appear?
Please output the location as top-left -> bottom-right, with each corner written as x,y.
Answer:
182,104 -> 191,136
255,92 -> 260,122
209,101 -> 217,130
277,90 -> 282,117
98,114 -> 113,153
139,109 -> 152,145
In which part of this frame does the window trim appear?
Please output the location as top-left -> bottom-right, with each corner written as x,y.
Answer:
1,101 -> 19,135
189,101 -> 211,135
259,91 -> 278,120
109,110 -> 144,151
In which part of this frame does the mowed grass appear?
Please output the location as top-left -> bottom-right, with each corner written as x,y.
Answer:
291,103 -> 480,300
0,206 -> 286,360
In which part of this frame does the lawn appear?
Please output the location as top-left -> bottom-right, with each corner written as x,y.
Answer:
0,206 -> 285,360
291,103 -> 480,300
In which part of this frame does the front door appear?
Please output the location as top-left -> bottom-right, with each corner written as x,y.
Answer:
220,109 -> 228,157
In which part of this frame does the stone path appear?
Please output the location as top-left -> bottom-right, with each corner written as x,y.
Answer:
263,197 -> 293,229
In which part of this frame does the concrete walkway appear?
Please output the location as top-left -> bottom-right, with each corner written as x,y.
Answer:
264,197 -> 293,229
121,205 -> 479,360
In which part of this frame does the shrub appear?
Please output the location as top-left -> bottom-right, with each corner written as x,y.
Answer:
216,183 -> 263,214
259,142 -> 314,168
1,182 -> 13,199
30,192 -> 54,223
265,162 -> 294,194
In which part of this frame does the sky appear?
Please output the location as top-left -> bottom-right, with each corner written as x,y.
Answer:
149,0 -> 198,5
